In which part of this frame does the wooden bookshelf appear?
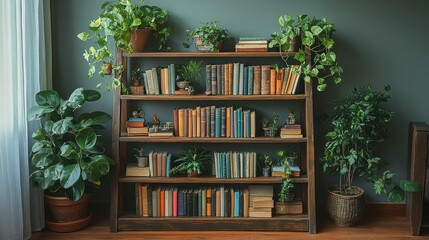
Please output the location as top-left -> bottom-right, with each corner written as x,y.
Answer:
110,51 -> 316,233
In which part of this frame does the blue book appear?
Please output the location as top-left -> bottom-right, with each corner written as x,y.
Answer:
169,63 -> 176,95
178,189 -> 184,216
233,63 -> 239,95
243,66 -> 248,95
224,153 -> 229,178
238,64 -> 244,95
143,73 -> 149,95
151,68 -> 160,95
247,66 -> 253,95
128,117 -> 145,122
222,153 -> 227,179
215,108 -> 221,138
238,108 -> 243,138
234,189 -> 240,217
237,152 -> 241,178
166,153 -> 171,177
245,110 -> 250,138
233,109 -> 238,138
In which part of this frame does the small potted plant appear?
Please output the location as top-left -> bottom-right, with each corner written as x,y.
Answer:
28,88 -> 112,232
130,68 -> 145,95
263,112 -> 280,137
183,20 -> 232,52
177,60 -> 203,92
269,14 -> 343,92
286,107 -> 296,125
261,155 -> 273,177
134,147 -> 148,167
170,146 -> 212,177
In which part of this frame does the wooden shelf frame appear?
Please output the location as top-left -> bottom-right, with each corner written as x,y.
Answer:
110,50 -> 316,233
118,176 -> 309,184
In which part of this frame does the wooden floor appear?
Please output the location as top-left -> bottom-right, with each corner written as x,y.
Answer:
31,208 -> 429,240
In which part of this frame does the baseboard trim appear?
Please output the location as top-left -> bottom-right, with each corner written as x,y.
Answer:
365,202 -> 406,217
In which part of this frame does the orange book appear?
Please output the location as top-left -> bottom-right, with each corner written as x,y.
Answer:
192,109 -> 197,137
163,68 -> 169,95
126,121 -> 145,128
178,109 -> 185,137
284,65 -> 296,94
160,187 -> 165,217
141,185 -> 148,217
270,69 -> 276,95
286,65 -> 298,94
230,188 -> 235,217
206,188 -> 212,216
243,188 -> 249,217
188,108 -> 193,137
228,63 -> 233,95
276,68 -> 284,95
196,106 -> 201,137
226,107 -> 231,138
216,187 -> 221,217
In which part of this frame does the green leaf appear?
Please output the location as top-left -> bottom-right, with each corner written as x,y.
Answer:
77,32 -> 89,41
28,106 -> 55,120
67,88 -> 85,109
311,26 -> 323,35
60,164 -> 81,189
90,111 -> 112,125
83,89 -> 101,101
70,177 -> 85,201
317,83 -> 327,91
45,164 -> 63,181
131,18 -> 141,27
294,49 -> 306,62
400,180 -> 421,192
88,65 -> 96,77
52,117 -> 73,135
327,52 -> 337,62
278,16 -> 285,27
35,90 -> 60,107
87,155 -> 111,185
31,148 -> 53,169
334,77 -> 342,84
60,143 -> 79,160
304,76 -> 311,83
32,141 -> 46,153
388,188 -> 404,202
32,128 -> 46,141
76,128 -> 97,151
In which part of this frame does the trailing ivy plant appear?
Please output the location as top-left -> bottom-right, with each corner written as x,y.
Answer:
78,0 -> 172,91
183,20 -> 231,52
321,85 -> 420,201
269,14 -> 343,91
29,88 -> 112,201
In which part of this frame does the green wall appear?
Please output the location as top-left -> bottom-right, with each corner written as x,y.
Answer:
52,0 -> 429,202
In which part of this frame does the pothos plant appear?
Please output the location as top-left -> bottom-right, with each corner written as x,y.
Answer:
269,14 -> 343,92
29,88 -> 112,201
183,20 -> 232,52
78,0 -> 171,91
321,85 -> 420,201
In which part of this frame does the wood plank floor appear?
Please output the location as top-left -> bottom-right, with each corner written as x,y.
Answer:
31,213 -> 429,240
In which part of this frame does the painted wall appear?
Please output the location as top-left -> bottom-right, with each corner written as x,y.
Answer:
52,0 -> 429,202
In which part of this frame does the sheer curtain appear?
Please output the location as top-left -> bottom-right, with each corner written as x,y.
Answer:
0,0 -> 51,239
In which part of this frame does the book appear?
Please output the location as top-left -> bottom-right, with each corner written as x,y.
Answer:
235,43 -> 268,48
127,127 -> 148,136
243,188 -> 249,217
243,66 -> 248,95
151,67 -> 160,95
280,129 -> 302,135
248,211 -> 272,218
152,188 -> 158,217
196,106 -> 201,137
239,64 -> 244,95
253,65 -> 261,95
146,69 -> 155,95
281,67 -> 290,94
217,64 -> 222,96
270,69 -> 276,95
261,65 -> 271,95
232,63 -> 239,95
148,131 -> 173,137
276,68 -> 284,95
173,109 -> 179,136
205,64 -> 212,94
228,63 -> 233,95
247,66 -> 253,95
211,65 -> 217,95
143,72 -> 149,95
169,63 -> 176,95
238,37 -> 266,41
126,164 -> 150,177
249,185 -> 273,196
253,199 -> 274,208
280,134 -> 303,138
126,121 -> 145,128
224,64 -> 229,96
235,48 -> 267,52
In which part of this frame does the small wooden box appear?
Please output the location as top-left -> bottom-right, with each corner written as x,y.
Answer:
275,199 -> 303,215
130,86 -> 145,95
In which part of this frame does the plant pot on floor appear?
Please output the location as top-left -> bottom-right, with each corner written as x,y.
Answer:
327,185 -> 365,227
44,193 -> 92,232
130,28 -> 150,52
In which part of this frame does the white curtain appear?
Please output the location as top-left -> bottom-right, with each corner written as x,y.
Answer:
0,0 -> 51,239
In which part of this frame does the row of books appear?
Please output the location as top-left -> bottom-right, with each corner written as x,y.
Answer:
235,38 -> 268,52
173,106 -> 256,138
205,64 -> 301,96
148,151 -> 172,177
141,64 -> 176,95
214,151 -> 258,178
135,185 -> 273,218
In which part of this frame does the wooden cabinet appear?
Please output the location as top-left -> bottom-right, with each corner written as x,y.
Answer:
109,51 -> 316,233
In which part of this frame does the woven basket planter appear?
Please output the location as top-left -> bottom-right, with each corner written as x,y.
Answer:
327,185 -> 365,227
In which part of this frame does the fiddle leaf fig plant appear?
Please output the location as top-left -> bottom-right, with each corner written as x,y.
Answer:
270,14 -> 343,91
29,88 -> 112,201
321,85 -> 420,201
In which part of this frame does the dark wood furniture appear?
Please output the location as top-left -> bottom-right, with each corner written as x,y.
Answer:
110,51 -> 316,233
407,122 -> 429,235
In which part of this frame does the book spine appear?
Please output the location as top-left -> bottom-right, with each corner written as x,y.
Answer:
143,72 -> 149,95
196,106 -> 201,137
173,109 -> 179,137
246,111 -> 250,138
173,188 -> 178,217
205,64 -> 212,94
188,108 -> 193,137
201,107 -> 206,137
217,64 -> 221,96
239,63 -> 244,95
253,65 -> 261,95
226,107 -> 231,138
212,188 -> 217,217
166,153 -> 171,177
221,107 -> 226,137
192,109 -> 197,138
146,69 -> 155,95
178,189 -> 184,217
243,66 -> 248,95
152,68 -> 160,95
211,65 -> 217,95
206,107 -> 210,138
228,63 -> 233,95
282,67 -> 290,94
261,65 -> 271,95
224,64 -> 229,95
270,69 -> 276,95
215,107 -> 221,138
276,68 -> 284,95
170,63 -> 176,95
230,107 -> 234,138
221,65 -> 225,95
206,188 -> 212,217
233,63 -> 239,95
233,109 -> 238,138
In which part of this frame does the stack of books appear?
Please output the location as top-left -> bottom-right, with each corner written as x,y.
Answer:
249,185 -> 273,217
148,151 -> 172,177
235,37 -> 267,52
280,124 -> 302,139
272,165 -> 301,177
127,117 -> 148,136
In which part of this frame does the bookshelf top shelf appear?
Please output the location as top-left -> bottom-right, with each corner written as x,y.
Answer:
122,52 -> 295,58
121,94 -> 307,101
119,176 -> 308,184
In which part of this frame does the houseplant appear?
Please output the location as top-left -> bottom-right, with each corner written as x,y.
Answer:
183,20 -> 231,52
169,146 -> 212,176
29,88 -> 112,232
269,14 -> 343,92
177,60 -> 203,91
276,153 -> 295,213
134,147 -> 148,167
130,68 -> 145,95
262,112 -> 280,137
286,107 -> 296,125
261,155 -> 273,177
77,0 -> 171,90
322,85 -> 420,226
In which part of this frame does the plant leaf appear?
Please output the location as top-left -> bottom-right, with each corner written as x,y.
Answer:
70,177 -> 85,201
60,164 -> 81,189
35,90 -> 60,107
76,128 -> 97,151
60,143 -> 79,160
87,155 -> 111,185
52,117 -> 73,135
77,32 -> 89,41
83,89 -> 101,101
400,180 -> 421,192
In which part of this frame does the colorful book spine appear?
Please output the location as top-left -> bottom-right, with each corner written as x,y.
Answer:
243,66 -> 248,95
233,63 -> 239,95
238,63 -> 244,95
261,65 -> 270,95
217,65 -> 222,96
248,66 -> 253,95
205,64 -> 212,94
211,65 -> 217,95
215,107 -> 221,138
253,65 -> 261,95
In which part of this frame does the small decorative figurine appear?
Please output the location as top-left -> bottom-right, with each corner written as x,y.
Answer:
153,112 -> 160,126
132,108 -> 144,118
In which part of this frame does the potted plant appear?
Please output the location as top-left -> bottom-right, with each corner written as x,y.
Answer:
169,146 -> 212,176
130,68 -> 145,95
269,14 -> 343,92
262,112 -> 280,137
261,155 -> 273,177
28,88 -> 112,232
134,147 -> 148,167
286,107 -> 296,125
183,20 -> 232,52
276,155 -> 295,214
77,0 -> 172,90
177,60 -> 203,92
322,85 -> 420,226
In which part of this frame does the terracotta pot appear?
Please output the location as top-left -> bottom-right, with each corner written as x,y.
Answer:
189,171 -> 199,177
45,193 -> 90,222
45,213 -> 92,233
130,28 -> 150,52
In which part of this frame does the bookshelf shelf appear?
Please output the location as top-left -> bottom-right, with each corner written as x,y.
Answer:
111,49 -> 315,233
117,214 -> 309,231
119,136 -> 307,143
119,176 -> 308,184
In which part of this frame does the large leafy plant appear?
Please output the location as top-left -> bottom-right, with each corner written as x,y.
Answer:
29,88 -> 112,201
183,20 -> 231,52
78,0 -> 171,90
321,85 -> 420,201
170,146 -> 212,176
270,14 -> 343,91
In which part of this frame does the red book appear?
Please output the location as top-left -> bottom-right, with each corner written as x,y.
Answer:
160,187 -> 165,217
173,187 -> 178,217
126,121 -> 145,128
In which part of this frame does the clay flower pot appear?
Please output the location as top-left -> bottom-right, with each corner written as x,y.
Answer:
130,28 -> 150,52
